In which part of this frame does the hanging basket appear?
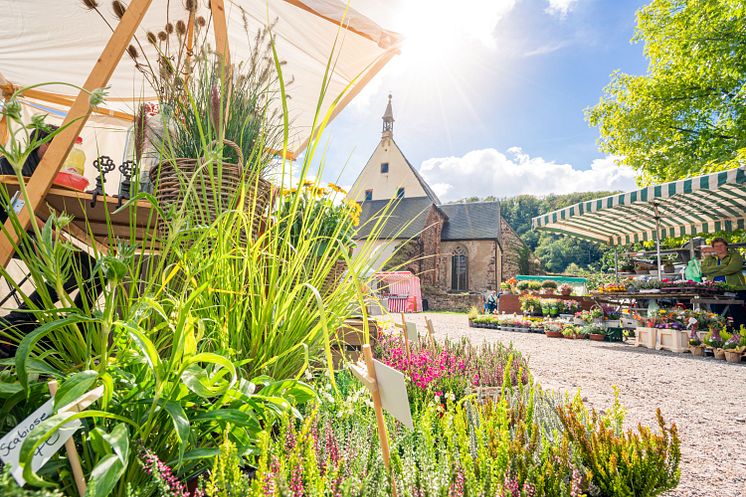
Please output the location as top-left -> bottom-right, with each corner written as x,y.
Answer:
150,139 -> 271,238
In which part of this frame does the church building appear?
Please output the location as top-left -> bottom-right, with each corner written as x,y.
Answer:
349,96 -> 532,295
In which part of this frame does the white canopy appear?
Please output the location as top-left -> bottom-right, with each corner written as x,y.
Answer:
0,0 -> 401,157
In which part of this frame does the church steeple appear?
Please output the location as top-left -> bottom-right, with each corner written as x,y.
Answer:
382,94 -> 394,140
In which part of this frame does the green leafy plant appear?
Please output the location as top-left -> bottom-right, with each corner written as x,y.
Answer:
541,279 -> 558,290
516,281 -> 530,292
557,391 -> 681,497
527,281 -> 542,291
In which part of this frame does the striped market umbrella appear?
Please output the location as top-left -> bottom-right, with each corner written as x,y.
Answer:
531,166 -> 746,277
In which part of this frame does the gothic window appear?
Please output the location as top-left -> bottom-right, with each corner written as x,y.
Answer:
451,246 -> 468,291
365,189 -> 373,201
380,162 -> 389,173
396,187 -> 405,199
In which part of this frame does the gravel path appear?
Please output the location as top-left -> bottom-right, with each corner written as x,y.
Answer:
402,312 -> 746,497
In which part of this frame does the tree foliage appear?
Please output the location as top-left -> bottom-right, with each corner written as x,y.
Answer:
587,0 -> 746,184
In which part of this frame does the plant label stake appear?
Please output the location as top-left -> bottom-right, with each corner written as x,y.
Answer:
425,317 -> 437,350
0,384 -> 103,490
350,344 -> 414,497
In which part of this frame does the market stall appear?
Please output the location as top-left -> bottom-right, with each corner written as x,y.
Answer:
373,271 -> 423,313
530,167 -> 746,360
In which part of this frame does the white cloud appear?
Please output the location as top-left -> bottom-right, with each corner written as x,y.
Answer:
523,40 -> 572,57
545,0 -> 579,18
418,147 -> 637,202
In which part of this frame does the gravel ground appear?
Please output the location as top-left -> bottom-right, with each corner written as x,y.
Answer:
401,312 -> 746,497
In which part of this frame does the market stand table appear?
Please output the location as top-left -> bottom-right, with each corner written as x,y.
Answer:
591,291 -> 743,315
0,175 -> 158,254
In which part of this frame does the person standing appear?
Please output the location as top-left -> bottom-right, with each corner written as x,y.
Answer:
701,237 -> 746,327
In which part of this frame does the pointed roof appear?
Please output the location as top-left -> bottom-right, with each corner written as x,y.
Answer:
382,94 -> 394,122
389,140 -> 441,205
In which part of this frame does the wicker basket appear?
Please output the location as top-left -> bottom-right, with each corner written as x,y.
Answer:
321,260 -> 348,295
150,139 -> 271,238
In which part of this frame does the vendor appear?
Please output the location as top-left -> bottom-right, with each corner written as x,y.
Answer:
701,237 -> 746,326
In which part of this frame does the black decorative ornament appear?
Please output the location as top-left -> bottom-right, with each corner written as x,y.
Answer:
117,160 -> 137,206
88,155 -> 116,207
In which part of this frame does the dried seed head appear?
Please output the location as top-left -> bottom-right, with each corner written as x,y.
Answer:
165,22 -> 174,34
126,44 -> 139,59
146,31 -> 157,45
176,20 -> 186,35
196,16 -> 206,27
112,0 -> 126,19
185,0 -> 197,12
158,31 -> 168,41
81,0 -> 99,10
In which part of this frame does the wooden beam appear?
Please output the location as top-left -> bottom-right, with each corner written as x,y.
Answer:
0,0 -> 154,268
22,89 -> 135,122
210,0 -> 231,66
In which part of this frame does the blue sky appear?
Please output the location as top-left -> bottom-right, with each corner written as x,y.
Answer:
311,0 -> 651,201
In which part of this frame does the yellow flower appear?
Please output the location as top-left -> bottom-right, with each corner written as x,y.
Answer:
328,182 -> 347,195
302,180 -> 315,188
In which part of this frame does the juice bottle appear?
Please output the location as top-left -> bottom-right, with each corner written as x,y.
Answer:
63,137 -> 86,175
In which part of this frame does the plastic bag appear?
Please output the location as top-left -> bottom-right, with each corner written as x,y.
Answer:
684,259 -> 702,282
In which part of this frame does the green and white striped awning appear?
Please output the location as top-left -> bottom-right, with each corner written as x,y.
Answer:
531,167 -> 746,245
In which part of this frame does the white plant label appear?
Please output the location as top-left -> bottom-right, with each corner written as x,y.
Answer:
0,386 -> 103,486
405,322 -> 418,341
373,359 -> 414,429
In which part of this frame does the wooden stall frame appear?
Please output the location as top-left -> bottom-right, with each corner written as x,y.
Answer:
0,0 -> 234,269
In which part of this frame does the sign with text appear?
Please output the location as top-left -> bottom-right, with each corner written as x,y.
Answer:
372,359 -> 414,429
0,386 -> 103,486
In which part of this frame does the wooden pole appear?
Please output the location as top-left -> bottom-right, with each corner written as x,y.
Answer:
0,0 -> 153,269
425,317 -> 436,350
183,7 -> 196,88
48,381 -> 86,497
361,345 -> 398,497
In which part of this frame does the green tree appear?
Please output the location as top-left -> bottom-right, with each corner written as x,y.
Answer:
587,0 -> 746,184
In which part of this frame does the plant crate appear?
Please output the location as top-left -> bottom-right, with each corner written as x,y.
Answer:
724,350 -> 744,363
635,327 -> 657,349
605,327 -> 624,342
657,329 -> 688,353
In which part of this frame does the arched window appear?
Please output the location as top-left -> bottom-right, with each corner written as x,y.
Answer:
451,246 -> 468,291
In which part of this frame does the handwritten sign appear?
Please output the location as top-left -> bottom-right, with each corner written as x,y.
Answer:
0,386 -> 103,486
372,359 -> 414,429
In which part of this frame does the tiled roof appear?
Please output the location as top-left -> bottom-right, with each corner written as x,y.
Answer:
440,202 -> 501,241
355,197 -> 437,239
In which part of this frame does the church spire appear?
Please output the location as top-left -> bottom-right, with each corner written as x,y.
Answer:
382,94 -> 394,140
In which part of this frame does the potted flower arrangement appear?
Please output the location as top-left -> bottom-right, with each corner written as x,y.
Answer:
661,253 -> 679,274
601,304 -> 622,327
586,325 -> 606,341
576,325 -> 591,340
519,295 -> 542,316
559,283 -> 573,296
560,300 -> 579,319
722,331 -> 745,363
703,327 -> 727,359
528,281 -> 543,293
562,324 -> 579,339
543,320 -> 564,338
541,279 -> 558,294
500,281 -> 512,294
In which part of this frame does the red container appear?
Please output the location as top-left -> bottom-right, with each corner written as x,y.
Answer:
54,171 -> 89,192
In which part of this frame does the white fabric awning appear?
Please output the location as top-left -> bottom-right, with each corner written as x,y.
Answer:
0,0 -> 401,157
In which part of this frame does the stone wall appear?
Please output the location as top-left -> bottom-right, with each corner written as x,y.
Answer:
438,239 -> 499,292
500,218 -> 535,279
419,206 -> 445,285
422,285 -> 483,312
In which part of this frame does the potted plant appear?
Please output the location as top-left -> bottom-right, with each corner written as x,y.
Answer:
587,325 -> 606,341
561,325 -> 578,339
704,328 -> 726,359
516,281 -> 530,294
528,281 -> 542,293
576,326 -> 591,340
619,256 -> 635,273
519,295 -> 542,316
541,280 -> 558,294
722,331 -> 744,363
661,253 -> 678,274
601,304 -> 622,327
544,320 -> 564,338
500,281 -> 513,294
559,283 -> 573,296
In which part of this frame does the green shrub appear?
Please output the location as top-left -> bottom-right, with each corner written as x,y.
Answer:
516,281 -> 530,291
528,281 -> 542,291
541,280 -> 558,289
556,391 -> 681,497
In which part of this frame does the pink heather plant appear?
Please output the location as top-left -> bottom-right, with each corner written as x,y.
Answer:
141,449 -> 202,497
